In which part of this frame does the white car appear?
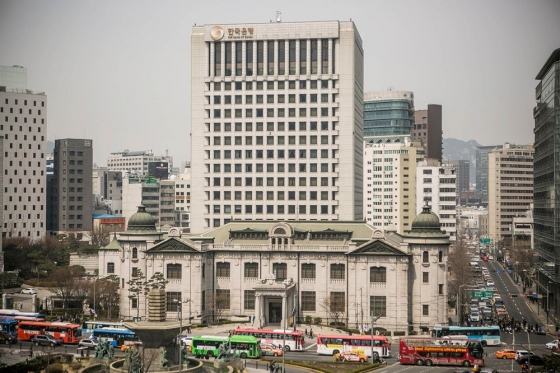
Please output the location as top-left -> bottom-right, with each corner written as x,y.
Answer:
471,311 -> 480,322
21,288 -> 37,294
545,340 -> 559,349
486,281 -> 495,286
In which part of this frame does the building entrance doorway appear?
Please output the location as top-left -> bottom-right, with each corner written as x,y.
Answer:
268,300 -> 282,323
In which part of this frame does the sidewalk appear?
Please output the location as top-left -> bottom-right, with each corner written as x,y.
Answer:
499,262 -> 559,337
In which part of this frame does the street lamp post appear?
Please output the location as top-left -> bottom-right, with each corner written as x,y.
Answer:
546,283 -> 549,324
370,313 -> 380,361
174,299 -> 183,373
458,285 -> 480,326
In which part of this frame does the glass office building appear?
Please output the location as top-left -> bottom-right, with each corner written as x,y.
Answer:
533,48 -> 560,319
363,90 -> 414,139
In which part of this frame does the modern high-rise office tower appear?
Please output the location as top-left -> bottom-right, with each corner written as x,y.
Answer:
487,143 -> 534,244
0,65 -> 47,239
533,48 -> 560,315
416,159 -> 457,241
190,21 -> 364,233
447,160 -> 470,193
363,90 -> 414,139
475,145 -> 502,203
46,139 -> 94,238
413,104 -> 443,162
363,137 -> 424,234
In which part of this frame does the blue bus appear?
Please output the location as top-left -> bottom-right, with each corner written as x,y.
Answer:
81,321 -> 126,337
0,316 -> 18,335
432,325 -> 501,346
91,328 -> 139,347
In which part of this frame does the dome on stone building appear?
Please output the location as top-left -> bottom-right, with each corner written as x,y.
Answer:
411,204 -> 441,230
127,205 -> 157,233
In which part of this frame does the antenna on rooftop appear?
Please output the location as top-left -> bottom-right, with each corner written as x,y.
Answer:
276,11 -> 282,23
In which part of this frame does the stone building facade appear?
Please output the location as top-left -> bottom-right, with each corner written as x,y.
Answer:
99,205 -> 449,333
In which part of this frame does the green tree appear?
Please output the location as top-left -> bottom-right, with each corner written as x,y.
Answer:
146,272 -> 169,290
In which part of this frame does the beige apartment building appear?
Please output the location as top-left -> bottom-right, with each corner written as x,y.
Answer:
363,138 -> 424,234
487,143 -> 534,244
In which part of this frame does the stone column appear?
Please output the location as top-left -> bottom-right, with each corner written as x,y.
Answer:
255,295 -> 261,327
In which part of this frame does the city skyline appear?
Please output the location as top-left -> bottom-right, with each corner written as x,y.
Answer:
1,0 -> 558,164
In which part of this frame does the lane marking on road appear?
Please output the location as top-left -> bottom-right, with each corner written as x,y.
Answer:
304,343 -> 316,350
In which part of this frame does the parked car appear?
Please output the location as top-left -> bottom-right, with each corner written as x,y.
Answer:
31,334 -> 63,346
21,288 -> 37,295
78,339 -> 98,349
261,343 -> 283,357
495,348 -> 516,359
0,331 -> 17,344
337,351 -> 368,362
545,340 -> 559,349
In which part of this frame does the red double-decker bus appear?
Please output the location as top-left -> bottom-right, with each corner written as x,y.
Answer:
398,337 -> 484,367
232,328 -> 304,351
17,321 -> 82,344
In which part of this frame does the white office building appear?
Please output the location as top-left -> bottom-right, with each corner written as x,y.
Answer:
0,65 -> 47,238
416,160 -> 457,241
190,21 -> 364,233
107,150 -> 173,177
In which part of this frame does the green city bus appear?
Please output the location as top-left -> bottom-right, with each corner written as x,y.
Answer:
191,335 -> 261,359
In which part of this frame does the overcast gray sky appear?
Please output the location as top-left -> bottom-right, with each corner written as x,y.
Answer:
1,0 -> 558,165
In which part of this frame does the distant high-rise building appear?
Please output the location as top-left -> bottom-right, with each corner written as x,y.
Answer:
92,167 -> 123,215
122,176 -> 175,229
190,21 -> 364,233
47,139 -> 94,238
533,48 -> 560,317
416,159 -> 457,241
475,145 -> 502,203
487,143 -> 534,244
413,104 -> 442,162
363,90 -> 414,139
448,160 -> 470,193
363,137 -> 424,234
0,65 -> 47,239
107,150 -> 173,177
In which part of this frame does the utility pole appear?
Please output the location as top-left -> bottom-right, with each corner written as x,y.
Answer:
370,313 -> 380,361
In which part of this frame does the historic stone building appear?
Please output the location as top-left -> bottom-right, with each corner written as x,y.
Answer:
99,205 -> 450,334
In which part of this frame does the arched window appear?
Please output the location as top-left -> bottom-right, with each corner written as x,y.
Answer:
422,251 -> 429,263
132,247 -> 138,259
167,263 -> 182,279
370,267 -> 386,283
274,228 -> 286,235
438,251 -> 443,263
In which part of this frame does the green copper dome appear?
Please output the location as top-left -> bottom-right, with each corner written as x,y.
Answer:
127,205 -> 157,232
411,204 -> 441,230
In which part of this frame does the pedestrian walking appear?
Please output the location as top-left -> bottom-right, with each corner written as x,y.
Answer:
269,361 -> 274,373
274,361 -> 280,373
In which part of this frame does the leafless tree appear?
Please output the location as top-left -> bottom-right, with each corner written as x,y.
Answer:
205,290 -> 231,323
88,226 -> 110,247
320,294 -> 346,326
47,266 -> 88,315
447,240 -> 476,303
91,275 -> 120,320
